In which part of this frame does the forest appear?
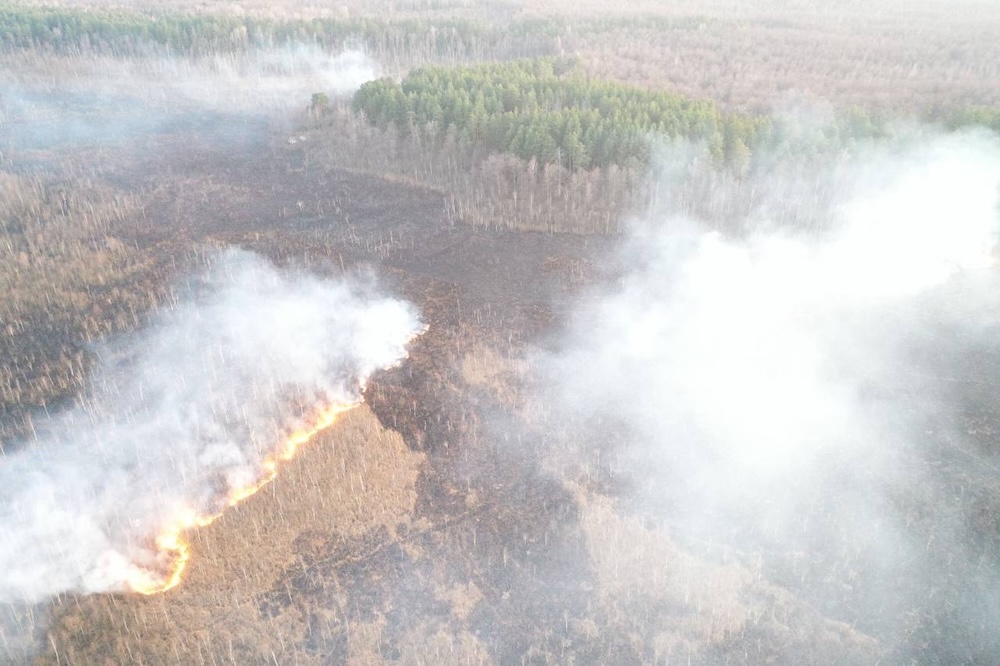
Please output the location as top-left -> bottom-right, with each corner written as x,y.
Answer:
3,0 -> 1000,663
0,5 -> 556,62
334,56 -> 999,231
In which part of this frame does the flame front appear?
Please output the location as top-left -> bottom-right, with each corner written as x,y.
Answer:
127,401 -> 359,595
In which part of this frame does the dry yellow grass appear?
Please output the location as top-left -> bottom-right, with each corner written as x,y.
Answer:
574,486 -> 882,663
460,345 -> 526,409
577,488 -> 751,646
40,405 -> 425,665
394,624 -> 492,666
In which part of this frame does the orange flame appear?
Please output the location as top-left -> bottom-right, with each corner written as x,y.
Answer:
127,401 -> 359,595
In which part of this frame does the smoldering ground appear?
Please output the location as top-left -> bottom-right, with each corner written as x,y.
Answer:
0,249 -> 422,654
539,129 -> 1000,662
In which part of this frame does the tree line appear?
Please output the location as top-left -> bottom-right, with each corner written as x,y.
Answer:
0,5 -> 557,62
4,4 -> 997,133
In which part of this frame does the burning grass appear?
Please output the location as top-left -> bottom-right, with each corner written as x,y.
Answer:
41,405 -> 425,664
127,402 -> 361,596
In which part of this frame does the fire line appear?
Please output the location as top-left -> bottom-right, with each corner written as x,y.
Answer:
126,401 -> 359,595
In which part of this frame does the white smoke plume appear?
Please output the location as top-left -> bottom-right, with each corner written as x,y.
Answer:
543,130 -> 1000,659
0,249 -> 422,603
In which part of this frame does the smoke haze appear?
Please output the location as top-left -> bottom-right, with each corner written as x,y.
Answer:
0,47 -> 378,151
542,130 -> 1000,660
0,249 -> 422,603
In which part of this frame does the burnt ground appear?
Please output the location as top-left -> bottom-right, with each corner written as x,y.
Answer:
7,118 -> 629,664
2,113 -> 998,664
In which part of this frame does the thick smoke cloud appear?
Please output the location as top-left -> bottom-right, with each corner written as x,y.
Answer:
543,131 -> 1000,659
0,249 -> 422,603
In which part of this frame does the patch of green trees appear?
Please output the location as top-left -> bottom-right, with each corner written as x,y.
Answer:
353,58 -> 768,171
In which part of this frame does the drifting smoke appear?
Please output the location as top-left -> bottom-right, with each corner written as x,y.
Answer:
544,130 -> 1000,660
0,249 -> 422,603
101,46 -> 379,109
0,47 -> 378,150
